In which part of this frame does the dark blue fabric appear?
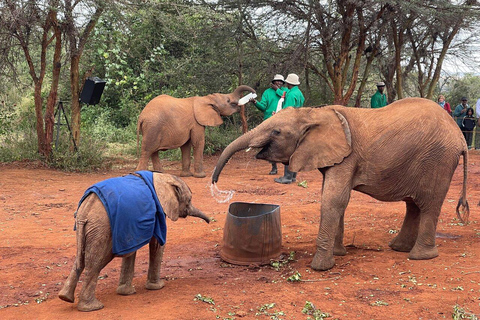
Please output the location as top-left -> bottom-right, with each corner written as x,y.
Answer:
78,171 -> 167,255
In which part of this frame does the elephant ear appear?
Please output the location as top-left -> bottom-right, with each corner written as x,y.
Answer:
193,96 -> 223,127
289,109 -> 352,172
153,173 -> 181,221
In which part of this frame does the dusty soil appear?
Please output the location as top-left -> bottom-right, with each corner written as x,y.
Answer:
0,151 -> 479,320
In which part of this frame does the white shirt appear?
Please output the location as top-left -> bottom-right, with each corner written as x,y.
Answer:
476,98 -> 480,119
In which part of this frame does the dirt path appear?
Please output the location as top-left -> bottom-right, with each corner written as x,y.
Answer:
0,152 -> 479,319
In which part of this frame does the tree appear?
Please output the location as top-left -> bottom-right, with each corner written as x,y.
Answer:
64,0 -> 106,147
379,0 -> 480,101
0,0 -> 62,158
218,0 -> 480,106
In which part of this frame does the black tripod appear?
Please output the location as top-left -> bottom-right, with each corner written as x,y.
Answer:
54,101 -> 78,152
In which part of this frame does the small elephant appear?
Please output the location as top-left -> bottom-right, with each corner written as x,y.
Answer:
136,85 -> 256,178
212,97 -> 468,271
58,172 -> 210,311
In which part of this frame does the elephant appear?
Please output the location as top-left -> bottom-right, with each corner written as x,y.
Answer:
211,97 -> 469,271
58,172 -> 210,311
136,85 -> 256,178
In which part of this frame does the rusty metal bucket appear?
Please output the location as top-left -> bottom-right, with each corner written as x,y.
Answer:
220,202 -> 282,265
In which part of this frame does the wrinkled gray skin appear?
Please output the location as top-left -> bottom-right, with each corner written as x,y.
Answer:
136,85 -> 256,178
212,98 -> 468,271
58,173 -> 210,311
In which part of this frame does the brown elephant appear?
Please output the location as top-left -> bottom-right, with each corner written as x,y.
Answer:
58,172 -> 210,311
212,97 -> 469,271
136,85 -> 256,178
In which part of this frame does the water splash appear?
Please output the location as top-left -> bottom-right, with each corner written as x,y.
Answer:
210,182 -> 234,203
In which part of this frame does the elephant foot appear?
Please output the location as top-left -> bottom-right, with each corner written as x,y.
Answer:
388,236 -> 415,252
408,245 -> 438,260
145,279 -> 165,290
180,171 -> 193,177
193,171 -> 206,178
58,287 -> 75,303
333,245 -> 347,256
311,251 -> 335,271
116,284 -> 136,296
77,298 -> 104,312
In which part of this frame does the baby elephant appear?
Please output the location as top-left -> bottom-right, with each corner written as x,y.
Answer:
58,171 -> 210,311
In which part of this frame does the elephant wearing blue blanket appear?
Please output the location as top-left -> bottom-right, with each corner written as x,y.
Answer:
59,172 -> 209,311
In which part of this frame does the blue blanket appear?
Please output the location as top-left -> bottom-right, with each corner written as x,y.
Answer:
78,171 -> 167,255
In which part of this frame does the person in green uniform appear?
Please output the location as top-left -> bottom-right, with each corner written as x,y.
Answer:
370,81 -> 387,108
250,74 -> 287,174
280,73 -> 305,108
274,73 -> 305,184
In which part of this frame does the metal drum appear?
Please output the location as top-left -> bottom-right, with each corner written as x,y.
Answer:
220,202 -> 282,265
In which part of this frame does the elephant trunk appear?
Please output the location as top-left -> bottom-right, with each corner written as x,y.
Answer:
189,207 -> 211,223
212,125 -> 268,183
232,85 -> 256,101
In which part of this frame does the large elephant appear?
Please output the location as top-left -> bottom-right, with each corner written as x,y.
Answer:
136,85 -> 256,178
58,172 -> 210,311
212,98 -> 469,271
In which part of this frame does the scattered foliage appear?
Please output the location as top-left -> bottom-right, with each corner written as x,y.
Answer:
302,301 -> 331,320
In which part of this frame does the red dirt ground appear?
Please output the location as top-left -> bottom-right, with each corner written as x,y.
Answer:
0,151 -> 479,320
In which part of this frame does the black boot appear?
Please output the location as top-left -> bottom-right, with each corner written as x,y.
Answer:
274,165 -> 294,184
292,172 -> 297,182
269,162 -> 278,175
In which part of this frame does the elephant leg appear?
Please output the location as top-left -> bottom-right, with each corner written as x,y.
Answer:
191,132 -> 206,178
333,214 -> 347,256
116,252 -> 137,296
58,260 -> 84,303
408,203 -> 442,260
145,238 -> 166,290
151,151 -> 163,172
311,179 -> 351,271
180,142 -> 193,177
389,200 -> 420,252
77,253 -> 113,312
137,149 -> 151,171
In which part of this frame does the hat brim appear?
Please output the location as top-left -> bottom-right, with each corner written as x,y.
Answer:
286,81 -> 300,85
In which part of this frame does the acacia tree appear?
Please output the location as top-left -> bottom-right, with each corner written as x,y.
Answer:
64,0 -> 106,147
0,0 -> 62,158
378,0 -> 480,101
220,0 -> 480,106
221,0 -> 389,105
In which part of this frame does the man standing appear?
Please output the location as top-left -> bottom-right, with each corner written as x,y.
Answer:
274,73 -> 305,184
250,74 -> 287,174
370,82 -> 387,108
453,97 -> 469,129
281,73 -> 305,108
251,74 -> 287,120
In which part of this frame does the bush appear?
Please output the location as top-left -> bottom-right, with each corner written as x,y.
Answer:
0,129 -> 39,162
47,133 -> 111,172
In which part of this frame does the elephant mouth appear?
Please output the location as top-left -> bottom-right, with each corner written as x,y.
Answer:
255,145 -> 275,161
255,144 -> 289,165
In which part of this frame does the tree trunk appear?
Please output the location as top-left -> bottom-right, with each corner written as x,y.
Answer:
70,54 -> 81,149
34,83 -> 47,157
44,15 -> 62,158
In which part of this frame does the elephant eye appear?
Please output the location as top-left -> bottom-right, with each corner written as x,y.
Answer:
271,129 -> 281,136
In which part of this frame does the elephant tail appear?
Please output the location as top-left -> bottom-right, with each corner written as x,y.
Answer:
456,150 -> 469,224
136,120 -> 142,158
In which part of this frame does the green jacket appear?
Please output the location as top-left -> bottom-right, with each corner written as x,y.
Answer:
254,87 -> 288,120
277,86 -> 305,108
370,90 -> 387,108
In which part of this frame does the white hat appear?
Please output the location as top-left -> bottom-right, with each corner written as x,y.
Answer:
272,74 -> 285,83
285,73 -> 300,85
376,81 -> 386,87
